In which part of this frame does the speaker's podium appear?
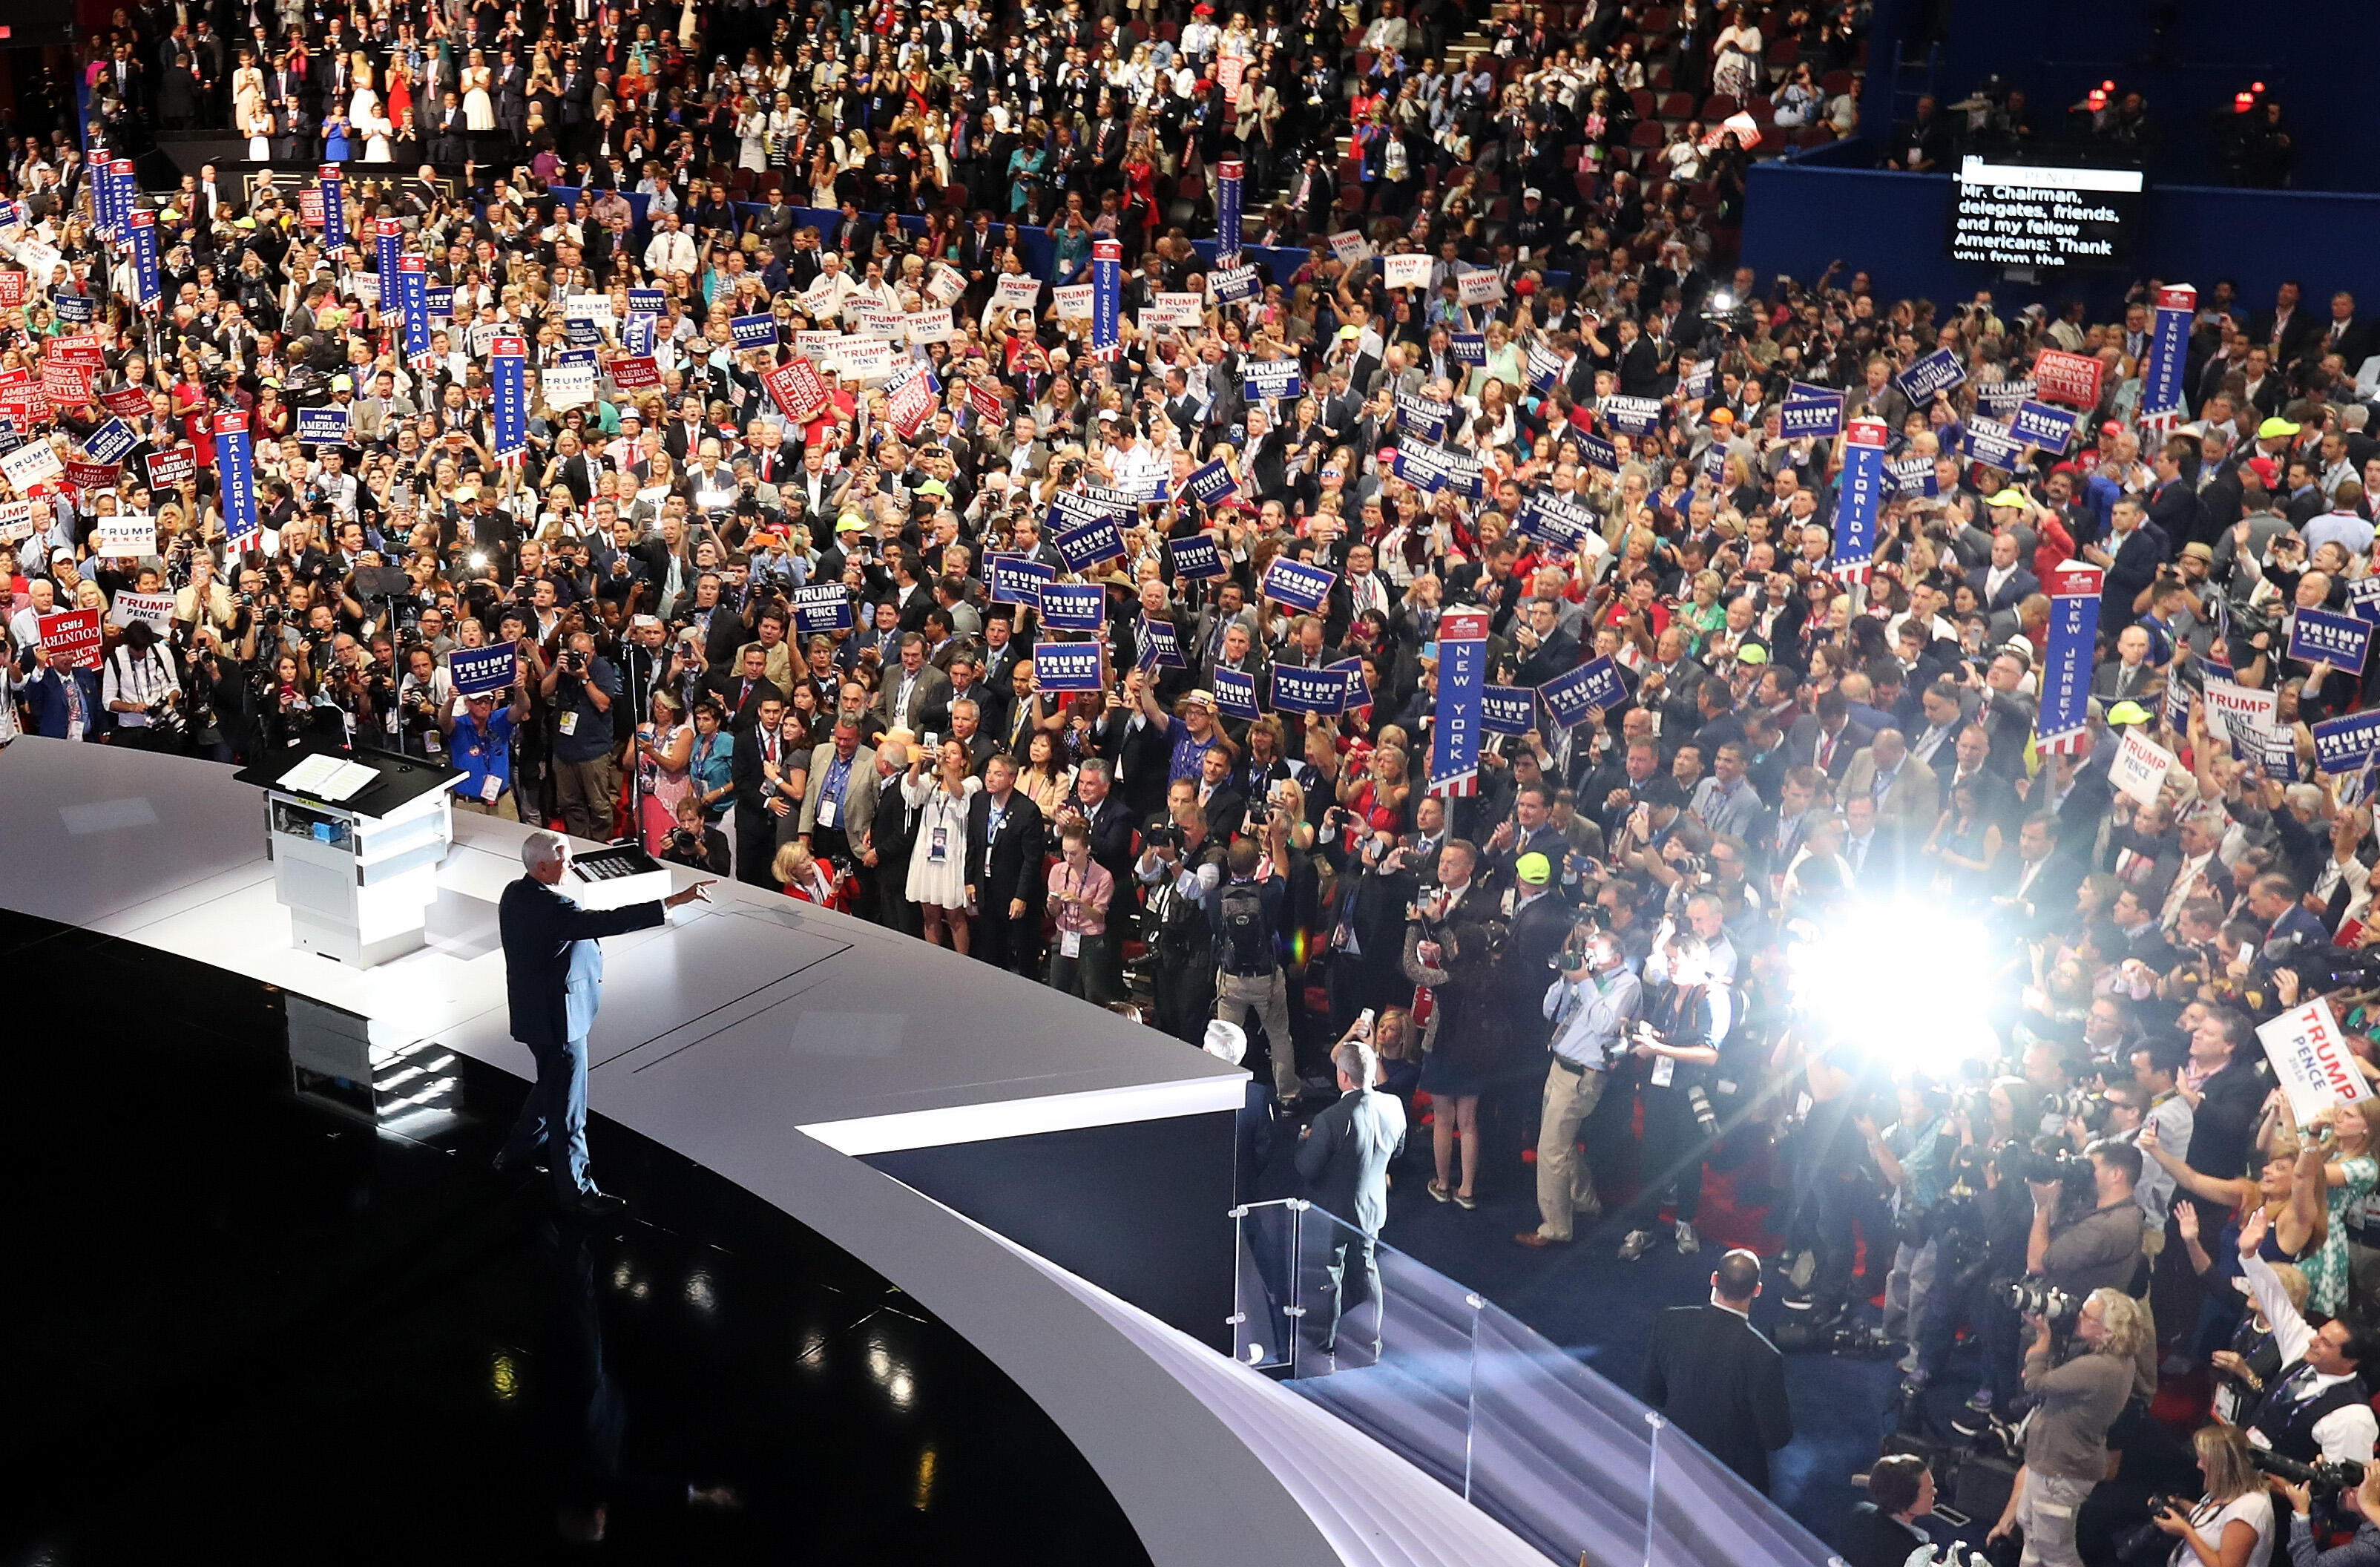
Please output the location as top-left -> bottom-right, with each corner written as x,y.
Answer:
233,745 -> 464,968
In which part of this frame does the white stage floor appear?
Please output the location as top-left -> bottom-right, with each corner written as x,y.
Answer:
0,737 -> 1246,1155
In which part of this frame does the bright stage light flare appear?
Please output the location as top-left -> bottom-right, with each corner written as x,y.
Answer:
1786,901 -> 2000,1075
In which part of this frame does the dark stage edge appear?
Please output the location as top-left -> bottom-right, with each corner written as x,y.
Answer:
0,910 -> 1148,1566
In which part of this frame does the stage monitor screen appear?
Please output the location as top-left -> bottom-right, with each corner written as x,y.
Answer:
1947,157 -> 2143,270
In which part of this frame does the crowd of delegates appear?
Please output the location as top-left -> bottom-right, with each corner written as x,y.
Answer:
22,3 -> 2380,1561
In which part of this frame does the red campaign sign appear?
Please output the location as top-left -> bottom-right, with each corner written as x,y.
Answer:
763,358 -> 826,421
39,608 -> 105,669
40,359 -> 91,404
0,366 -> 27,387
2045,562 -> 2105,598
64,460 -> 118,491
47,335 -> 106,364
98,384 -> 154,418
0,272 -> 24,306
145,447 -> 197,489
884,372 -> 936,438
608,354 -> 660,390
967,377 -> 1004,421
2033,350 -> 2106,410
0,386 -> 51,427
1843,417 -> 1890,450
298,186 -> 323,227
2154,284 -> 2197,313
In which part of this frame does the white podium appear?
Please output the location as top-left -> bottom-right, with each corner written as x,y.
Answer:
237,746 -> 465,968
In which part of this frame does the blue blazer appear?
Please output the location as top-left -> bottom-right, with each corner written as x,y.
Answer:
499,875 -> 667,1048
22,665 -> 107,740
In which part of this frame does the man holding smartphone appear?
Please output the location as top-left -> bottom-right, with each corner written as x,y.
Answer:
1518,924 -> 1643,1248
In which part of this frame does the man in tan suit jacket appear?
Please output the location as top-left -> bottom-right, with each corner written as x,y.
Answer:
1839,728 -> 1939,835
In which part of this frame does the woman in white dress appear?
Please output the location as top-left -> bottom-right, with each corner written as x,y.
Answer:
243,99 -> 276,163
353,88 -> 394,162
231,50 -> 265,136
901,737 -> 981,953
461,49 -> 496,131
736,93 -> 769,173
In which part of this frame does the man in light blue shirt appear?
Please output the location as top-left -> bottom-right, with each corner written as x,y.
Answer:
1519,930 -> 1643,1248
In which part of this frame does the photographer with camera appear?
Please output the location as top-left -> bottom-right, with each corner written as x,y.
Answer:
1617,891 -> 1735,1261
2235,1206 -> 2380,1471
393,642 -> 456,760
1984,1287 -> 2152,1566
541,628 -> 622,843
2273,1459 -> 2380,1566
1857,1078 -> 1956,1363
2140,1425 -> 2276,1567
102,619 -> 185,752
1516,921 -> 1643,1248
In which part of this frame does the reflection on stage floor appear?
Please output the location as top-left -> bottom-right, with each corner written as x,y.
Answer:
0,910 -> 1148,1564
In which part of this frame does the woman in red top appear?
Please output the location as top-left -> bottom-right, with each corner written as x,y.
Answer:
772,842 -> 849,912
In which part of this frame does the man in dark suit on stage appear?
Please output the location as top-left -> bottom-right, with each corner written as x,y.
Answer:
1295,1028 -> 1407,1359
965,752 -> 1047,973
496,831 -> 711,1217
1643,1249 -> 1795,1493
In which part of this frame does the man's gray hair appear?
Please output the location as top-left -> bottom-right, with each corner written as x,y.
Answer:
1332,1038 -> 1378,1088
950,698 -> 979,720
522,830 -> 571,873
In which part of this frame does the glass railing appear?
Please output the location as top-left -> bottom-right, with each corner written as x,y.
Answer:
1230,1198 -> 1847,1567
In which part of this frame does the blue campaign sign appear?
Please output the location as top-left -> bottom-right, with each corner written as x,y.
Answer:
1575,430 -> 1620,473
1482,686 -> 1536,735
1081,484 -> 1139,519
1678,360 -> 1714,400
1887,457 -> 1941,498
53,292 -> 94,324
1052,516 -> 1126,571
1781,381 -> 1844,439
1213,667 -> 1261,719
1137,616 -> 1186,668
1261,558 -> 1336,613
83,418 -> 137,466
2009,400 -> 2082,453
2350,575 -> 2380,625
1394,441 -> 1485,498
448,645 -> 517,697
627,288 -> 665,315
2314,712 -> 2380,773
1040,582 -> 1105,631
1449,333 -> 1486,366
1271,664 -> 1348,715
731,314 -> 778,350
1032,640 -> 1105,693
1894,348 -> 1966,405
1183,460 -> 1238,507
1243,360 -> 1302,402
296,406 -> 351,445
565,315 -> 600,346
1965,418 -> 2028,470
2291,607 -> 2374,673
1331,656 -> 1371,710
792,584 -> 854,634
2248,722 -> 2300,781
987,553 -> 1056,605
1600,395 -> 1663,438
1975,378 -> 2034,417
1210,264 -> 1261,304
1168,534 -> 1226,579
426,286 -> 454,319
1538,657 -> 1628,729
1514,490 -> 1598,553
1395,390 -> 1450,441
